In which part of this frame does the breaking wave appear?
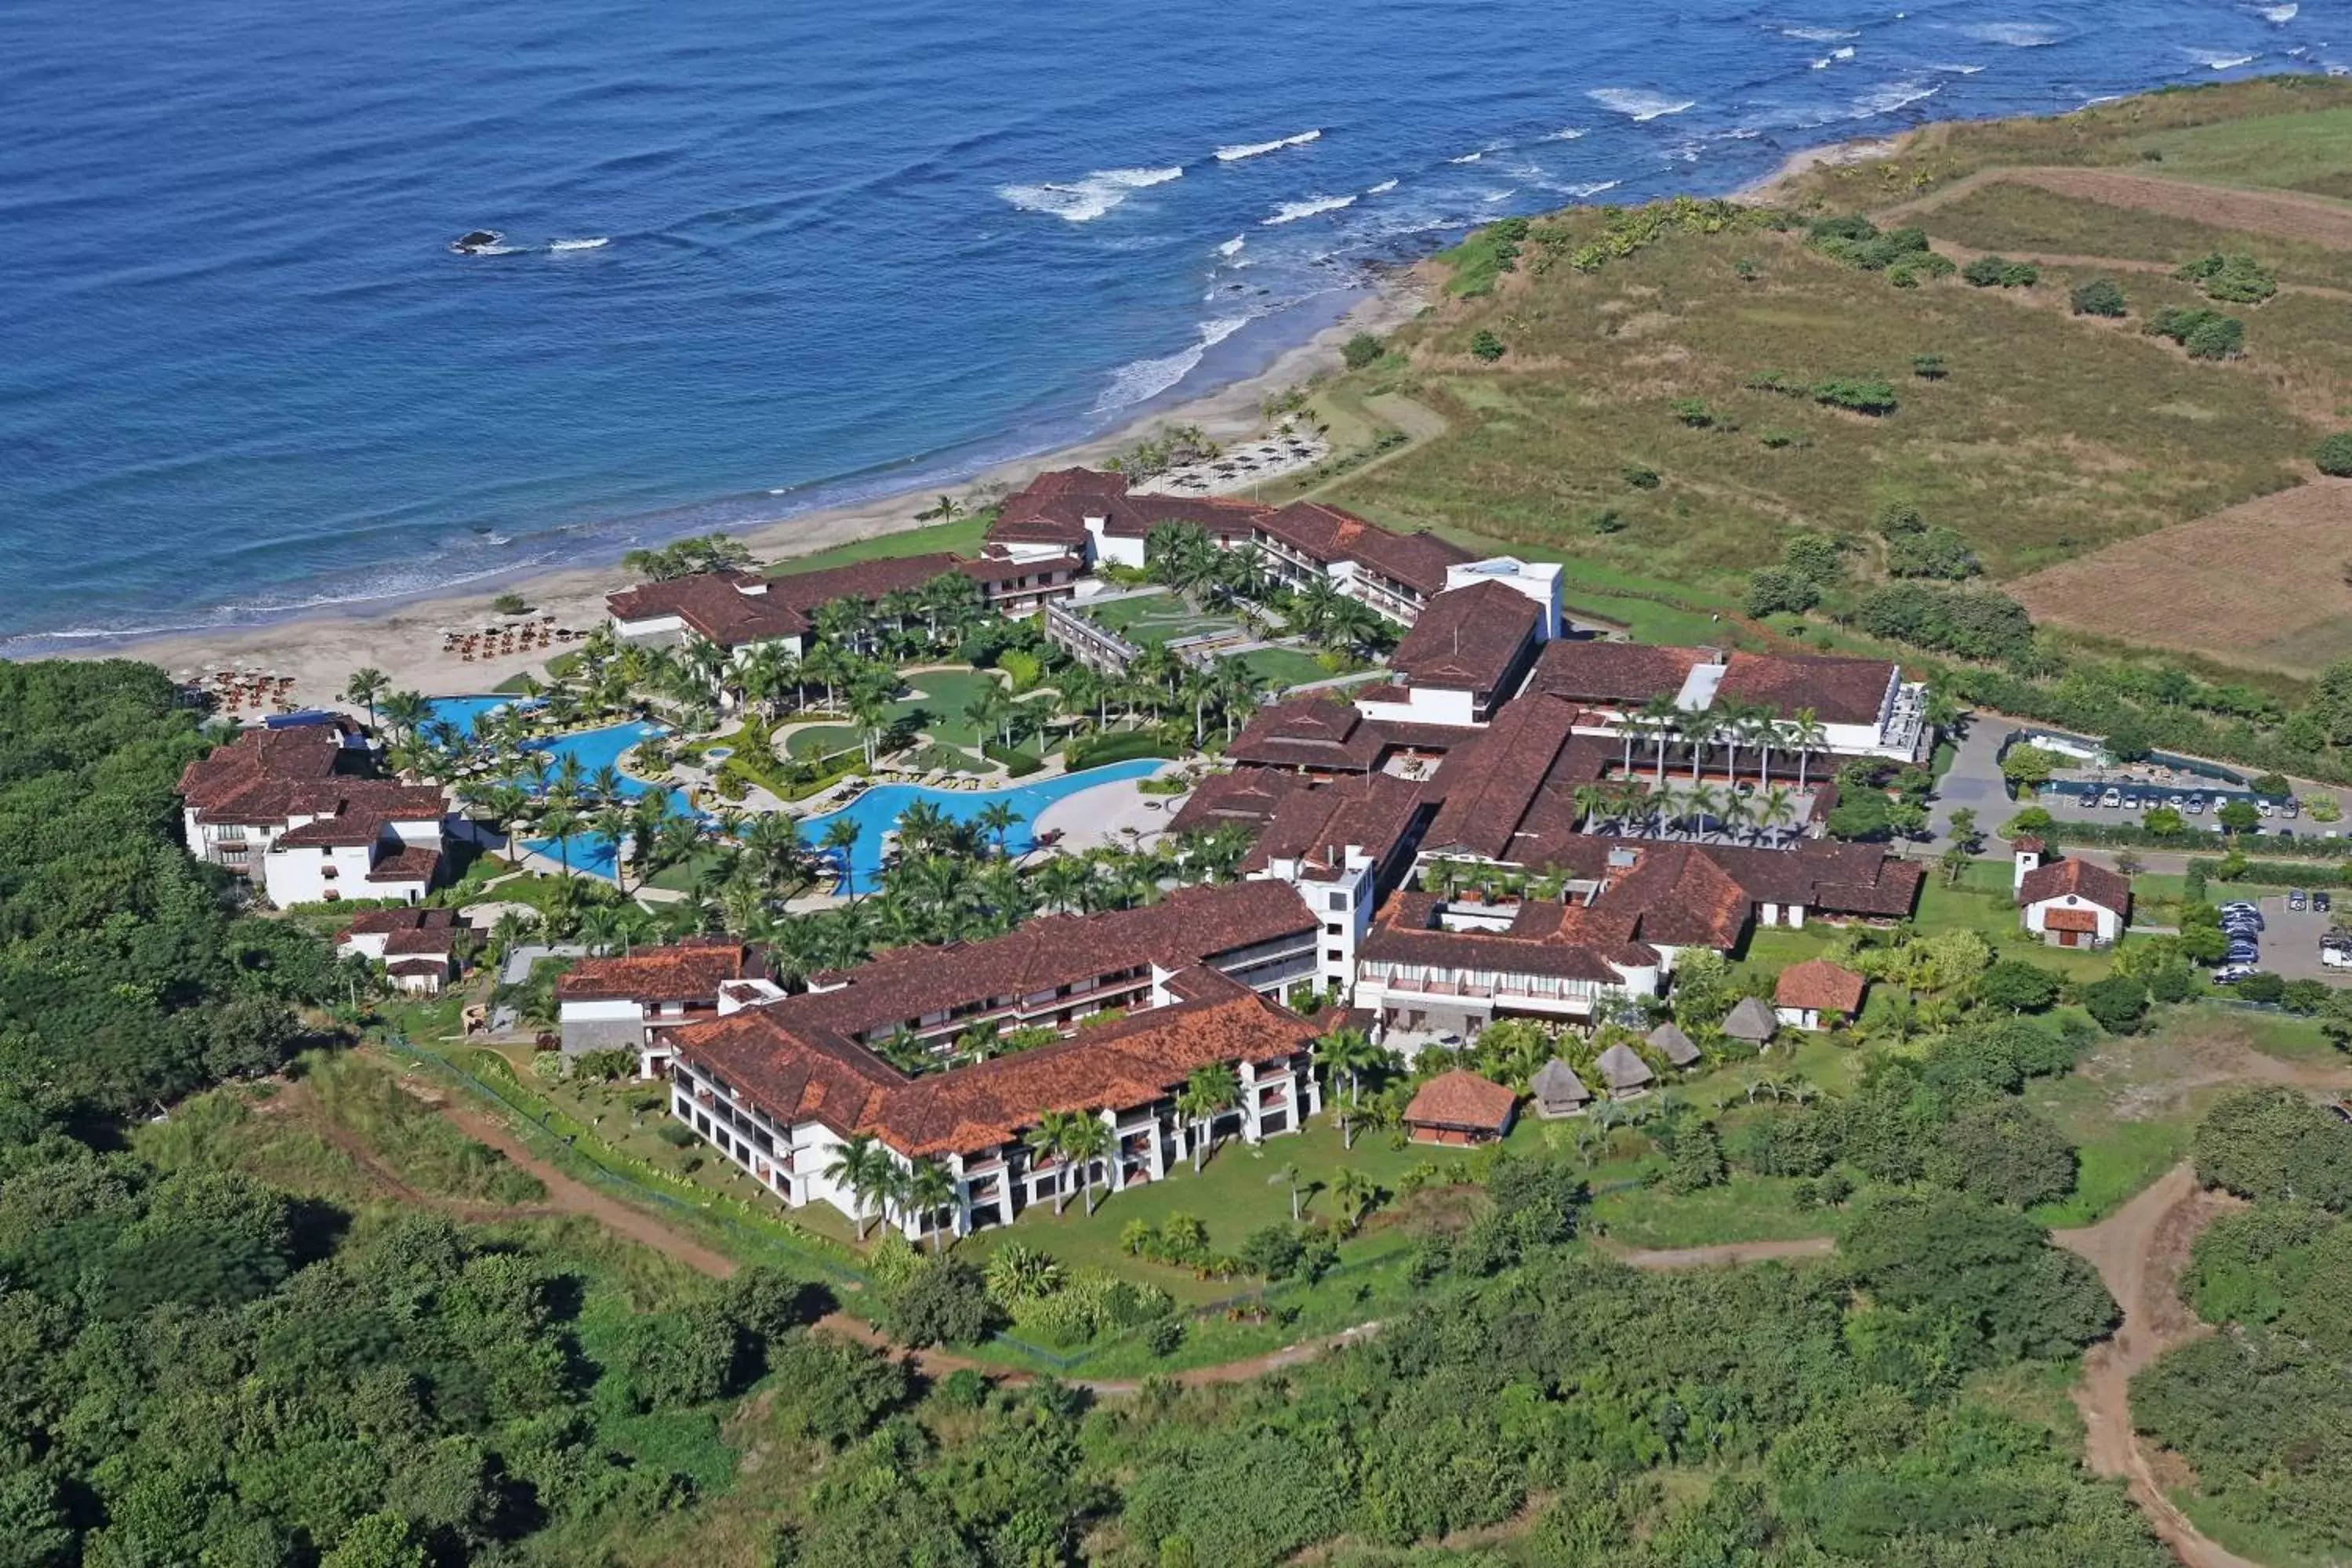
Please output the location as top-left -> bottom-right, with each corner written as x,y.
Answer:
1964,21 -> 2064,45
1781,25 -> 1860,40
1588,87 -> 1697,121
1365,178 -> 1399,194
1542,127 -> 1588,141
547,237 -> 610,252
1214,129 -> 1322,162
1260,193 -> 1357,225
1094,317 -> 1250,412
998,165 -> 1182,223
1851,78 -> 1942,115
1217,234 -> 1246,256
2183,47 -> 2256,67
2259,3 -> 2298,20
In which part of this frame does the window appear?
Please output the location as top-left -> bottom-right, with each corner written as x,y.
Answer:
1327,891 -> 1348,912
1327,949 -> 1345,964
1324,923 -> 1344,938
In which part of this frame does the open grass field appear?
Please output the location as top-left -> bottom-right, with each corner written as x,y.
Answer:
2011,480 -> 2352,676
761,513 -> 990,576
1893,173 -> 2352,293
1316,205 -> 2314,594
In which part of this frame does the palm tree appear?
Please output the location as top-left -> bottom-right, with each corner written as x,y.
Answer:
824,1134 -> 891,1241
1679,704 -> 1719,784
1636,695 -> 1682,787
1062,1116 -> 1112,1216
1572,782 -> 1613,832
1178,1065 -> 1239,1171
964,683 -> 1013,751
1330,1166 -> 1378,1234
1315,1027 -> 1384,1150
343,668 -> 388,731
1269,1162 -> 1306,1223
1026,1111 -> 1083,1216
1788,709 -> 1827,793
379,690 -> 432,745
819,817 -> 862,890
1717,791 -> 1753,845
1755,785 -> 1798,847
975,800 -> 1023,858
904,1158 -> 959,1252
539,804 -> 581,877
985,1243 -> 1062,1303
1682,782 -> 1723,840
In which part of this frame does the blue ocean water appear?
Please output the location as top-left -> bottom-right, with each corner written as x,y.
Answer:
1,0 -> 2336,650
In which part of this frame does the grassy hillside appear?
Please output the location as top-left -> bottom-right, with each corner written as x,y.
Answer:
1287,78 -> 2352,679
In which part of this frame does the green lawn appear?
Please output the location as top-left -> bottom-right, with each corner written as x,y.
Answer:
783,724 -> 862,760
1083,592 -> 1240,649
764,515 -> 992,576
1234,645 -> 1331,691
1915,861 -> 2119,979
2129,103 -> 2352,200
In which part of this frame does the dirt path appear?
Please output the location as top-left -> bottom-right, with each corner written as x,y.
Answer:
1878,165 -> 2352,251
2056,1163 -> 2256,1568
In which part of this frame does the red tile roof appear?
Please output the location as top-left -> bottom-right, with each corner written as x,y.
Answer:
1254,502 -> 1474,597
1715,651 -> 1899,726
788,882 -> 1314,1040
1526,641 -> 1711,706
343,907 -> 459,935
986,467 -> 1273,550
2018,856 -> 2131,914
1362,891 -> 1657,982
178,726 -> 392,826
1419,694 -> 1606,861
674,967 -> 1319,1157
1389,581 -> 1541,699
1225,697 -> 1388,772
606,572 -> 811,648
1403,1069 -> 1517,1133
1165,768 -> 1317,837
383,924 -> 459,956
557,939 -> 757,1004
1773,959 -> 1867,1014
1240,772 -> 1428,877
365,845 -> 443,885
2043,907 -> 2102,933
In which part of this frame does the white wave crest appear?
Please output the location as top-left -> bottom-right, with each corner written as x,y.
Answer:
1214,129 -> 1322,162
1542,126 -> 1588,141
1589,87 -> 1697,121
1933,61 -> 1988,74
2260,3 -> 2298,21
1964,21 -> 2063,45
1450,151 -> 1486,164
997,165 -> 1182,223
1563,179 -> 1624,200
548,237 -> 609,252
2184,47 -> 2257,67
1480,188 -> 1518,203
1094,318 -> 1251,413
1782,25 -> 1859,40
1851,78 -> 1943,116
1260,193 -> 1357,225
1365,178 -> 1399,194
1217,235 -> 1246,256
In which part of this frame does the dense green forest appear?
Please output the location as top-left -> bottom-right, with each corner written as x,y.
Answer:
0,662 -> 2169,1565
2129,1087 -> 2352,1559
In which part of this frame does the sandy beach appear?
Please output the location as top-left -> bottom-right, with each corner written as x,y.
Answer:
70,274 -> 1429,710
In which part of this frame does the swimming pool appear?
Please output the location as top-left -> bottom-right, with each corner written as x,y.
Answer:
423,693 -> 532,735
422,706 -> 684,878
802,758 -> 1169,893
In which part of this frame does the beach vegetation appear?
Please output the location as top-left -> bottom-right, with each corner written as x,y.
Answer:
2070,277 -> 2129,317
1468,328 -> 1506,361
621,532 -> 756,581
2314,431 -> 2352,476
1341,331 -> 1385,369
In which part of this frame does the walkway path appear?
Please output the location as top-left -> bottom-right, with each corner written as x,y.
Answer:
2054,1164 -> 2257,1568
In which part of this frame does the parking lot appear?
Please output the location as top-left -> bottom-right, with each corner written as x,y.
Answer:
2217,893 -> 2352,985
2039,778 -> 2324,844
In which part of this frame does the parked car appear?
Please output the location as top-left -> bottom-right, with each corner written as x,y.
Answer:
2222,901 -> 2263,920
2257,800 -> 2275,818
2223,916 -> 2262,935
2100,788 -> 2122,808
2188,797 -> 2207,815
2317,892 -> 2333,913
2290,891 -> 2310,912
2284,799 -> 2302,818
2169,793 -> 2187,808
2214,964 -> 2258,984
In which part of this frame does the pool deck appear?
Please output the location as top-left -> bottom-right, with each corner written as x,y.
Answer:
1029,761 -> 1184,853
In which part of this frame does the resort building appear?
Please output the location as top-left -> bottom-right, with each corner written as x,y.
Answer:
177,724 -> 449,907
666,962 -> 1323,1240
1240,771 -> 1434,995
605,550 -> 1085,662
1402,1068 -> 1519,1145
337,908 -> 464,996
1523,641 -> 1934,767
1223,696 -> 1465,780
2013,840 -> 2130,949
987,468 -> 1480,626
1773,959 -> 1867,1032
1529,1058 -> 1593,1119
1354,579 -> 1548,729
555,938 -> 775,1074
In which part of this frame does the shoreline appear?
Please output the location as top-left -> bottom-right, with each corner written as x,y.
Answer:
43,122 -> 1929,706
57,272 -> 1429,707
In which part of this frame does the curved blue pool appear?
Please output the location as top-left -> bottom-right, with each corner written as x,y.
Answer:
420,699 -> 685,878
800,757 -> 1169,894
